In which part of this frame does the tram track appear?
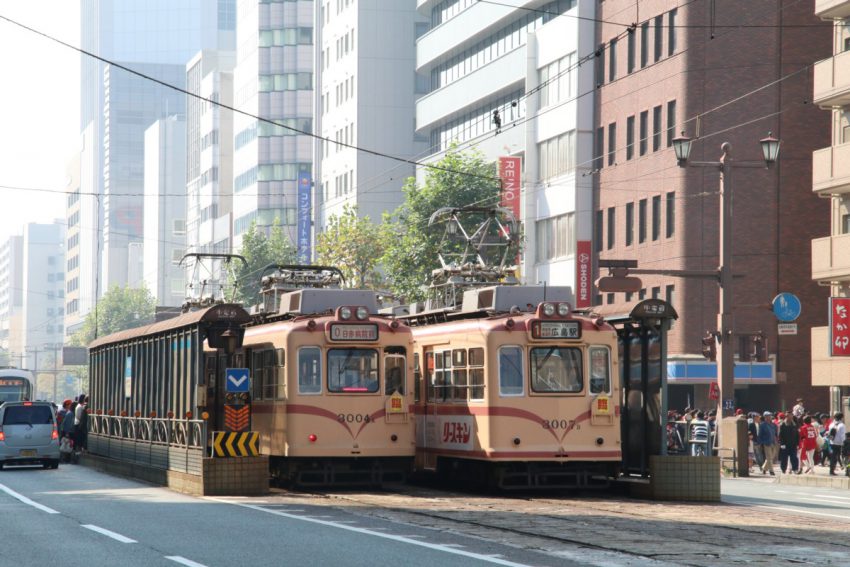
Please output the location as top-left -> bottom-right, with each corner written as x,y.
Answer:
267,483 -> 848,566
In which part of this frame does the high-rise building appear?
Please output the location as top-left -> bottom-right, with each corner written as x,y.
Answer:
810,0 -> 850,411
75,0 -> 236,317
595,1 -> 831,410
315,0 -> 428,230
0,236 -> 24,360
413,0 -> 594,287
231,0 -> 314,249
21,223 -> 66,373
143,116 -> 188,306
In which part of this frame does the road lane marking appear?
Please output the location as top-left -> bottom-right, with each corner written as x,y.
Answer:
754,505 -> 850,520
166,556 -> 208,567
0,483 -> 59,514
82,524 -> 137,543
208,498 -> 532,567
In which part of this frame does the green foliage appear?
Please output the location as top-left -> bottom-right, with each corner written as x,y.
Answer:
230,219 -> 297,307
380,147 -> 499,302
69,285 -> 156,346
315,204 -> 384,289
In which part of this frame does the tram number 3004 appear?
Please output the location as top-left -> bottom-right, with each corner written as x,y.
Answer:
542,419 -> 580,431
337,413 -> 371,423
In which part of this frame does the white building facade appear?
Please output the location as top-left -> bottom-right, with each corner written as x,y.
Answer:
414,0 -> 595,290
0,236 -> 24,360
315,0 -> 428,230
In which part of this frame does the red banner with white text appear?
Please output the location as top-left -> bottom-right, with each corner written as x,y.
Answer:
576,240 -> 592,309
498,156 -> 521,220
831,297 -> 850,356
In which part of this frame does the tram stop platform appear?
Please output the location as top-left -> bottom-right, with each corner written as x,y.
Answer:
79,452 -> 269,496
758,461 -> 850,489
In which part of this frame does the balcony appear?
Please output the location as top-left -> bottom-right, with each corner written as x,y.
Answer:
815,0 -> 850,19
812,233 -> 850,283
811,326 -> 850,386
812,143 -> 850,195
813,50 -> 850,109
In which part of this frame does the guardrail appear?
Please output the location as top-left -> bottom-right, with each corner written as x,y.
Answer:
87,415 -> 207,475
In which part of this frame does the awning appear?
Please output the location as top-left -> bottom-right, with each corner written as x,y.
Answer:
667,359 -> 775,385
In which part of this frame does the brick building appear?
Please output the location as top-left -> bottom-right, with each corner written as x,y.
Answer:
594,0 -> 831,412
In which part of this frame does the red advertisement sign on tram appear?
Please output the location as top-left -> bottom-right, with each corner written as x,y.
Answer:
831,297 -> 850,356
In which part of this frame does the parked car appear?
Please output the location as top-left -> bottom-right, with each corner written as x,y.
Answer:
0,401 -> 59,469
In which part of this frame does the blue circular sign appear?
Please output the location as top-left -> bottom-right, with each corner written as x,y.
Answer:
772,293 -> 801,322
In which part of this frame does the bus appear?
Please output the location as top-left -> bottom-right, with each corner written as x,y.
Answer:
0,369 -> 35,404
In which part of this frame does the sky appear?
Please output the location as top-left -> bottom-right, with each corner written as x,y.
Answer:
0,2 -> 80,244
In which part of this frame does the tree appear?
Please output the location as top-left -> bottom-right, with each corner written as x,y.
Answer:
230,219 -> 297,307
380,147 -> 500,302
69,285 -> 157,346
316,204 -> 384,289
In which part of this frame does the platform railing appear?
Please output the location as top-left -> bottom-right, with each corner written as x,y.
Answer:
87,415 -> 207,474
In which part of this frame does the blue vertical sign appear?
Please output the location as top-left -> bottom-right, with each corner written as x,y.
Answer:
297,171 -> 312,263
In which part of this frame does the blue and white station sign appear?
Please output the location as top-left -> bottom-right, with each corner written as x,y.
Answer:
225,368 -> 250,393
772,293 -> 801,322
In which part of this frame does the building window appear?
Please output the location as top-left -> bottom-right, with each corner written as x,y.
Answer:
652,286 -> 661,299
639,288 -> 647,300
595,126 -> 604,170
667,100 -> 677,147
626,202 -> 634,246
626,115 -> 635,160
639,111 -> 648,156
627,29 -> 635,73
653,105 -> 662,152
666,284 -> 675,307
668,9 -> 678,55
639,199 -> 647,243
654,15 -> 663,62
607,122 -> 616,166
666,192 -> 675,238
596,43 -> 605,86
640,22 -> 649,68
535,213 -> 575,263
652,195 -> 661,241
539,52 -> 576,108
539,131 -> 576,179
609,38 -> 617,81
595,210 -> 603,252
607,293 -> 615,304
607,207 -> 615,250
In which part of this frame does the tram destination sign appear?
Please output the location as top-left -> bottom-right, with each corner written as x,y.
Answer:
531,321 -> 582,339
329,323 -> 378,341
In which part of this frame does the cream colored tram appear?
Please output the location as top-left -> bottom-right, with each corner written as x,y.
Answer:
409,287 -> 620,489
206,289 -> 415,486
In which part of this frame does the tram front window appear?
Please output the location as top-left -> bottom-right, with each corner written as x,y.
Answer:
530,347 -> 583,393
328,349 -> 379,393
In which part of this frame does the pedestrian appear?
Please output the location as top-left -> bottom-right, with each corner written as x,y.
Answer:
779,413 -> 800,474
59,398 -> 76,460
792,398 -> 806,424
689,411 -> 711,456
56,399 -> 72,430
758,411 -> 778,475
74,394 -> 88,454
828,413 -> 846,476
750,413 -> 765,471
799,415 -> 817,474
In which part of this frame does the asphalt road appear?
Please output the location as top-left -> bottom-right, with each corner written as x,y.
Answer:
0,463 -> 571,567
722,476 -> 850,520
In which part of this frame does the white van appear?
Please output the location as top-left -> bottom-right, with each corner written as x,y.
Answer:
0,401 -> 60,469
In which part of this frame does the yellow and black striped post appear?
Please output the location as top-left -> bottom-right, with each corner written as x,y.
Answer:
212,431 -> 260,457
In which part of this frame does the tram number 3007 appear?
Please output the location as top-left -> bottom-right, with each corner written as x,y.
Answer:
542,419 -> 580,431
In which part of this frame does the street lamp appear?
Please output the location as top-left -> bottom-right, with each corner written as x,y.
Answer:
672,132 -> 781,422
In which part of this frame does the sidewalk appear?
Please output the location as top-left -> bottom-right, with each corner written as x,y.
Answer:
741,459 -> 850,489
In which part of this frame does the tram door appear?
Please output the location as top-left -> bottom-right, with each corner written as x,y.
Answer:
421,350 -> 438,470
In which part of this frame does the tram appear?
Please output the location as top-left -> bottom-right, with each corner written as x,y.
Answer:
0,368 -> 35,403
210,265 -> 415,485
399,208 -> 621,489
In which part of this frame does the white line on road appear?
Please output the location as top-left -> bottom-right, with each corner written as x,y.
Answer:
0,483 -> 59,514
165,556 -> 209,567
208,498 -> 532,567
81,524 -> 137,543
754,505 -> 850,520
776,490 -> 850,502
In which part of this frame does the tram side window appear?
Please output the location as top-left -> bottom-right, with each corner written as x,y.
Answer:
298,347 -> 322,394
252,351 -> 264,399
499,346 -> 524,396
589,347 -> 611,394
425,352 -> 435,401
530,347 -> 582,393
469,347 -> 484,400
413,353 -> 421,403
263,349 -> 277,399
385,354 -> 405,395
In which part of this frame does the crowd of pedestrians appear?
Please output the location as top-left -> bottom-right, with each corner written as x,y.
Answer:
55,394 -> 88,462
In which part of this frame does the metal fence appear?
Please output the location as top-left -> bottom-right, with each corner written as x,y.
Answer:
87,415 -> 207,475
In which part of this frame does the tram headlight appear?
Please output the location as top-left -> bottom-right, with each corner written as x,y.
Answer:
340,306 -> 352,320
356,306 -> 369,320
542,303 -> 555,317
557,303 -> 570,317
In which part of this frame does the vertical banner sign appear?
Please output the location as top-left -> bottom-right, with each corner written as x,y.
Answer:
124,356 -> 132,399
297,172 -> 312,263
575,240 -> 592,309
830,297 -> 850,356
498,156 -> 521,221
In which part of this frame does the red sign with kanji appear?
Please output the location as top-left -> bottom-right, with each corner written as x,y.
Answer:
830,297 -> 850,356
